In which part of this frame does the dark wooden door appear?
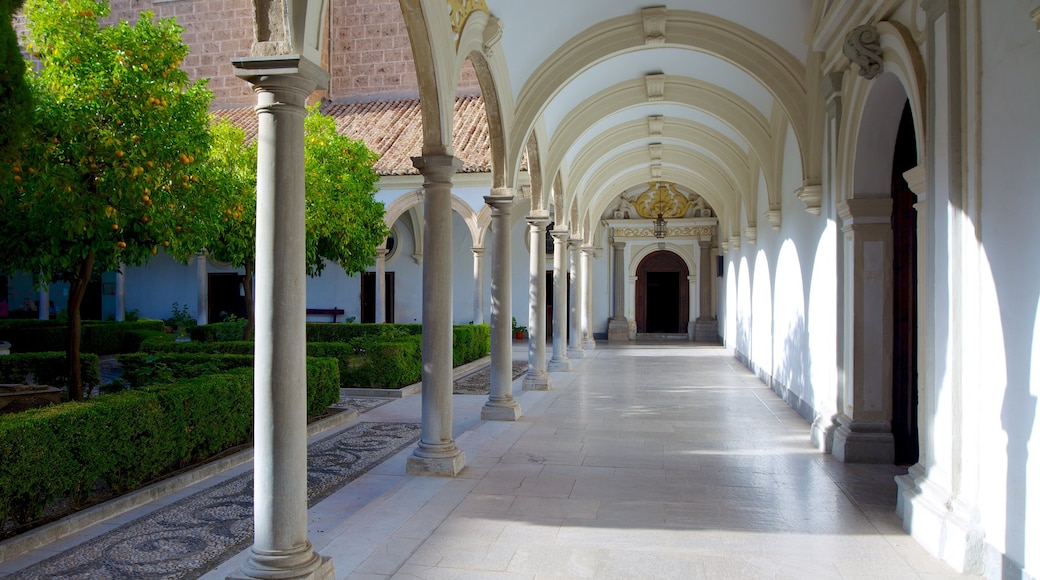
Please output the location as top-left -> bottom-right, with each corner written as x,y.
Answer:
208,273 -> 247,322
361,272 -> 395,323
635,251 -> 689,333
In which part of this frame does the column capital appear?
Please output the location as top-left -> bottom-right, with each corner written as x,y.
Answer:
483,194 -> 515,214
232,54 -> 329,96
837,198 -> 893,229
412,154 -> 463,185
550,228 -> 571,242
490,187 -> 514,197
375,247 -> 388,258
580,245 -> 597,256
526,213 -> 551,228
612,240 -> 626,250
471,246 -> 485,256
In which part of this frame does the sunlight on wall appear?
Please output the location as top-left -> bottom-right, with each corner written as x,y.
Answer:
808,221 -> 839,420
725,259 -> 737,347
752,251 -> 773,379
1028,291 -> 1040,575
737,258 -> 752,355
773,240 -> 806,397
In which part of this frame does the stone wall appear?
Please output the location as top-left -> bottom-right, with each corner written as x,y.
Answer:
13,0 -> 481,107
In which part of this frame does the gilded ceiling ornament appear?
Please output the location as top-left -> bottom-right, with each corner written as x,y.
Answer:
843,24 -> 883,79
625,182 -> 693,219
447,0 -> 490,37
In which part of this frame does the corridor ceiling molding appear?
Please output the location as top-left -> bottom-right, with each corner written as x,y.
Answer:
403,0 -> 815,244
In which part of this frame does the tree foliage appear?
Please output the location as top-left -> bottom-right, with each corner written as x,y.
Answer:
202,106 -> 388,337
0,0 -> 31,161
0,0 -> 213,399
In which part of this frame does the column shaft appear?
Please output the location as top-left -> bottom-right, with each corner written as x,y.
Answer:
472,248 -> 485,325
694,240 -> 718,341
232,55 -> 331,580
524,215 -> 551,390
548,229 -> 571,371
567,240 -> 584,359
483,193 -> 520,420
407,154 -> 466,476
195,255 -> 207,326
375,248 -> 387,323
580,246 -> 596,350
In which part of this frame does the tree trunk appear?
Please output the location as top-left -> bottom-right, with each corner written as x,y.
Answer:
242,262 -> 255,341
66,251 -> 95,401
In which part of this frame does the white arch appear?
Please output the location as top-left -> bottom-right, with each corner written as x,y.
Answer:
382,189 -> 481,245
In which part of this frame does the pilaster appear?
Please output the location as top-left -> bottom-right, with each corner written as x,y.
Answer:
482,193 -> 520,421
833,198 -> 894,464
230,54 -> 334,580
407,154 -> 466,477
608,239 -> 630,342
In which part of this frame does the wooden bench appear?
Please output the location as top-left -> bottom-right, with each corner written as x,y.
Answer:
306,307 -> 346,322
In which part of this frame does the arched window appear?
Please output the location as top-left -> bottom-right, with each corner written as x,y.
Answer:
545,222 -> 555,255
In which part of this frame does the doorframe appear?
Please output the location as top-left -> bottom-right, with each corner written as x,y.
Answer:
634,250 -> 689,334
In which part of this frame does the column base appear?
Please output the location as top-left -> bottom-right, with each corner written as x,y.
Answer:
548,357 -> 571,372
608,319 -> 630,342
229,546 -> 334,580
810,415 -> 839,454
482,400 -> 521,421
694,318 -> 718,342
832,417 -> 894,463
582,338 -> 596,350
567,347 -> 586,359
895,464 -> 985,574
406,450 -> 467,477
523,373 -> 552,391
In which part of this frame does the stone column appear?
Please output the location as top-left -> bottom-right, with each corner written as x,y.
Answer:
231,55 -> 333,580
195,255 -> 207,326
567,239 -> 584,359
548,228 -> 571,371
687,274 -> 697,340
374,247 -> 387,323
116,266 -> 127,324
608,239 -> 629,341
37,285 -> 48,320
482,192 -> 520,420
695,240 -> 717,341
580,246 -> 596,350
471,247 -> 485,325
523,214 -> 551,390
833,198 -> 895,464
406,154 -> 466,476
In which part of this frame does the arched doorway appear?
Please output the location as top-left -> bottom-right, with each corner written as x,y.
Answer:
635,251 -> 688,334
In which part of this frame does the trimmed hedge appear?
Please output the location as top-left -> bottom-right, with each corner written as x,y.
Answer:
0,352 -> 100,390
0,320 -> 167,355
189,322 -> 424,344
453,323 -> 491,366
117,353 -> 340,417
0,358 -> 340,528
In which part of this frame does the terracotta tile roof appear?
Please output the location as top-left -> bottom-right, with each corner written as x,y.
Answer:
211,95 -> 496,176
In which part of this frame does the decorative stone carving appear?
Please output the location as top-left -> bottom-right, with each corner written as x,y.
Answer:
618,182 -> 703,219
448,0 -> 490,36
1032,6 -> 1040,31
648,115 -> 664,136
648,142 -> 663,161
645,73 -> 666,102
765,204 -> 782,230
796,182 -> 823,215
649,163 -> 663,180
843,24 -> 883,79
642,6 -> 667,45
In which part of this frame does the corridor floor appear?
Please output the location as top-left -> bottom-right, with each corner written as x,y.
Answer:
4,343 -> 967,579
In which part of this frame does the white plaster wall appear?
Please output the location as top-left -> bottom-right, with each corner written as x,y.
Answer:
591,250 -> 609,337
974,3 -> 1040,576
306,261 -> 361,322
124,252 -> 204,321
450,211 -> 478,324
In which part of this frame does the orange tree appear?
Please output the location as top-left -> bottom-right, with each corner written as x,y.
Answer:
0,0 -> 31,161
203,107 -> 387,338
0,0 -> 213,400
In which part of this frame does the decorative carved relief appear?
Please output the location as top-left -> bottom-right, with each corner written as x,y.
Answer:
649,163 -> 663,180
611,182 -> 713,220
745,226 -> 758,246
765,204 -> 782,230
612,226 -> 715,239
843,24 -> 883,79
642,6 -> 667,45
648,115 -> 664,137
447,0 -> 490,40
796,182 -> 823,215
648,142 -> 663,161
645,73 -> 666,102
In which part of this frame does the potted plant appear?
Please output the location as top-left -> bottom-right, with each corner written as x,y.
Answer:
511,317 -> 527,340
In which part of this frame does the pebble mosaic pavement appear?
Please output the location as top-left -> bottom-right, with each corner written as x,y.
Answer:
8,420 -> 420,580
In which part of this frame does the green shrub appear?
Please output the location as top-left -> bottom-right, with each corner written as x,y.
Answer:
0,357 -> 338,528
0,352 -> 100,391
0,320 -> 166,355
453,323 -> 491,366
